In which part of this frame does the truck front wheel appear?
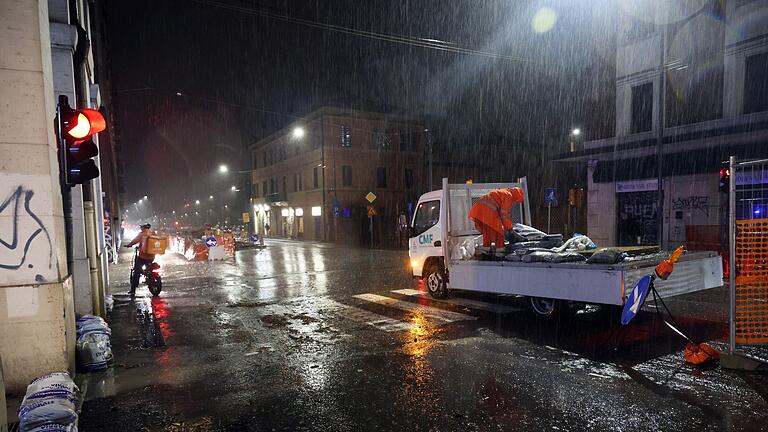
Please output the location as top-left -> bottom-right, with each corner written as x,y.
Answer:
425,264 -> 448,299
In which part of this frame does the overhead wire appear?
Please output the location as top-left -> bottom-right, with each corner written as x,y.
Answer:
187,0 -> 537,64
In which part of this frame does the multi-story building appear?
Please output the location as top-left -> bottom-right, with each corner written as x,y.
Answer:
250,107 -> 425,247
556,1 -> 768,249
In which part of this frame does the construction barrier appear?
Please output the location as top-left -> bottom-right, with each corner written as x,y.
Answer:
734,219 -> 768,344
216,233 -> 236,258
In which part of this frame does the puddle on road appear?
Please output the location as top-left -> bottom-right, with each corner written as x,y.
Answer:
135,296 -> 171,348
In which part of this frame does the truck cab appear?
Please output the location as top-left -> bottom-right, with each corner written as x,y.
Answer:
408,190 -> 443,279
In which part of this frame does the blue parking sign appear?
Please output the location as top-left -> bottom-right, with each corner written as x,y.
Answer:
544,188 -> 557,205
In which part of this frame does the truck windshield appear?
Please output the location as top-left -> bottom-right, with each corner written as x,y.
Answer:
412,200 -> 440,236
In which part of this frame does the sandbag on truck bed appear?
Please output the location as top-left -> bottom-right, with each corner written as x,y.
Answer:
521,251 -> 586,263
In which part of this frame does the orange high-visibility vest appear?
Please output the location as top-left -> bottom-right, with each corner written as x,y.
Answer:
468,188 -> 525,234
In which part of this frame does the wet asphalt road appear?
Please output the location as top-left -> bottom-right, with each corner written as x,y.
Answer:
79,239 -> 768,431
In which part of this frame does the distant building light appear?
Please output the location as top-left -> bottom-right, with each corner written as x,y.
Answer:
311,206 -> 322,216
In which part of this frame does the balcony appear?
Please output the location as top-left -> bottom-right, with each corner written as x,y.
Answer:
265,191 -> 287,204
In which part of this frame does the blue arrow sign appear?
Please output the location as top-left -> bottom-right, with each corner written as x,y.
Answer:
250,234 -> 260,243
544,188 -> 557,205
205,236 -> 218,248
621,275 -> 652,325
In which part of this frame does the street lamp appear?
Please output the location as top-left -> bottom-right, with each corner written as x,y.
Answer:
195,199 -> 200,205
209,195 -> 214,200
230,185 -> 236,191
219,164 -> 228,174
292,126 -> 305,139
570,128 -> 582,152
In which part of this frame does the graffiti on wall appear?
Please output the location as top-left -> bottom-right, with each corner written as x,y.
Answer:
672,195 -> 709,217
0,185 -> 53,283
618,191 -> 658,246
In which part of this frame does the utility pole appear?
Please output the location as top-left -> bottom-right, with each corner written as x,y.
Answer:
656,22 -> 668,250
427,128 -> 433,191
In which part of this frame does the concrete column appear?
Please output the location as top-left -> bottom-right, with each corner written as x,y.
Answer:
0,0 -> 77,393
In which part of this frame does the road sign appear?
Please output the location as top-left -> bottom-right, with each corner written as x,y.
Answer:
365,192 -> 377,203
621,275 -> 652,325
544,187 -> 557,205
367,204 -> 378,217
205,236 -> 218,248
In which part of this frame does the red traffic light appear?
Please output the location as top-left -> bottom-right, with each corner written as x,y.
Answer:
719,168 -> 730,177
64,109 -> 106,140
56,97 -> 107,186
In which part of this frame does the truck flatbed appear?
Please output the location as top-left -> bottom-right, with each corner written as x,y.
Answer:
449,251 -> 722,306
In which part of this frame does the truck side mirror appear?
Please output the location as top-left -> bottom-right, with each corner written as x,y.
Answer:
407,226 -> 415,238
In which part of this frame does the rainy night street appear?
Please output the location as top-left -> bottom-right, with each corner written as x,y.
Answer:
7,1 -> 768,431
74,240 -> 767,432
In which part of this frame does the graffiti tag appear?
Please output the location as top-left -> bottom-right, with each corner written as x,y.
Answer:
0,186 -> 53,277
672,196 -> 709,217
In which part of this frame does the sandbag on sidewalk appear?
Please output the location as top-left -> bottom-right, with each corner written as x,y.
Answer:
75,315 -> 114,372
18,372 -> 79,431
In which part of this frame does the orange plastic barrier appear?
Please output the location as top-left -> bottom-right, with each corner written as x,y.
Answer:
216,234 -> 236,258
734,219 -> 768,344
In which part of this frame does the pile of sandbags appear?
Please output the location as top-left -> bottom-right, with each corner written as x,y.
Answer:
18,372 -> 79,431
75,315 -> 113,373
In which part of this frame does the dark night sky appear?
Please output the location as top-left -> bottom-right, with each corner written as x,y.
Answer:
105,0 -> 617,215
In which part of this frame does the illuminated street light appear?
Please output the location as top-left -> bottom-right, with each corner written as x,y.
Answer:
195,199 -> 200,205
292,127 -> 305,139
219,164 -> 228,174
209,195 -> 214,200
230,185 -> 236,191
571,128 -> 581,136
143,195 -> 148,200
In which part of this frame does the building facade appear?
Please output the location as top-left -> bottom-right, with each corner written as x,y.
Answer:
557,1 -> 768,249
250,107 -> 425,247
0,0 -> 116,392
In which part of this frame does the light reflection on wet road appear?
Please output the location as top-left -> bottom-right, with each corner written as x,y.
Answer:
79,239 -> 768,432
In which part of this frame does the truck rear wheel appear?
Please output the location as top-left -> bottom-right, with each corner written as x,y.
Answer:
528,297 -> 561,319
425,264 -> 448,299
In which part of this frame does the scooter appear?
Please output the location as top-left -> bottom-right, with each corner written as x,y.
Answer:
128,247 -> 162,297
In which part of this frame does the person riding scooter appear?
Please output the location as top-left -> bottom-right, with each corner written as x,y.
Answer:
125,223 -> 156,296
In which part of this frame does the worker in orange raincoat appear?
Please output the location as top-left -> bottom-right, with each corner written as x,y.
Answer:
468,188 -> 525,249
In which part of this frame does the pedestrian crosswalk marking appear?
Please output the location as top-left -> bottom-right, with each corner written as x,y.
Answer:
353,293 -> 477,323
322,299 -> 416,332
391,289 -> 521,314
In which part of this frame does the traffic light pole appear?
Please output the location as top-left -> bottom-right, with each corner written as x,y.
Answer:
56,96 -> 75,275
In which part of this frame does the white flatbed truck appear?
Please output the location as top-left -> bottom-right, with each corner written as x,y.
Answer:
408,179 -> 724,318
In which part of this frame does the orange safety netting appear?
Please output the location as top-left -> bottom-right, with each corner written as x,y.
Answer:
734,219 -> 768,344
